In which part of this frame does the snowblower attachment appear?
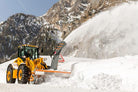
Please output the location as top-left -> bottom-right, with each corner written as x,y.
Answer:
51,41 -> 66,70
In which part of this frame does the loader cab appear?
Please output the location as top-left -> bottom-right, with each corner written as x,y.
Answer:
18,45 -> 39,60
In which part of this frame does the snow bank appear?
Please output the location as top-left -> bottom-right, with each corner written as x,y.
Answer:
63,1 -> 138,59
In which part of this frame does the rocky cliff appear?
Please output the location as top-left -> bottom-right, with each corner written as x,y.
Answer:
43,0 -> 129,38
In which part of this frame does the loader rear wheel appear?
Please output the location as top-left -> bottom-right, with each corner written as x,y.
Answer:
17,64 -> 30,84
6,64 -> 16,83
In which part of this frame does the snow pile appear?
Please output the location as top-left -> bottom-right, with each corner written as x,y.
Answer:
88,73 -> 121,90
70,56 -> 138,91
63,1 -> 138,59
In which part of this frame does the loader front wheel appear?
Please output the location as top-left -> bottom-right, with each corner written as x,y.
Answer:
17,64 -> 30,84
6,64 -> 16,83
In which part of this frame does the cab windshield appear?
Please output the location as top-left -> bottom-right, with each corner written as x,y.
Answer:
18,46 -> 39,60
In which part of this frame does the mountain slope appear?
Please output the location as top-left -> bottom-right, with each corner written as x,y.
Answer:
43,0 -> 131,38
0,14 -> 59,63
62,1 -> 138,59
0,13 -> 42,62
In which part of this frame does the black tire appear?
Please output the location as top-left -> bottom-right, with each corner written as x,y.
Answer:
6,64 -> 16,83
17,64 -> 30,84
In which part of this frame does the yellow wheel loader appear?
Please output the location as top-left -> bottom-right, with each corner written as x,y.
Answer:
6,41 -> 70,84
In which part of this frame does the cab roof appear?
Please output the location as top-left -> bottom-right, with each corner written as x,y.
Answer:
18,44 -> 38,48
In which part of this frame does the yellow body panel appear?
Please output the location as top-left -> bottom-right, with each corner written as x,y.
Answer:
14,58 -> 24,66
12,57 -> 48,79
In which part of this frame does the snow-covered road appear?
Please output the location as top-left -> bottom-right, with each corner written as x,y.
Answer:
1,56 -> 138,92
1,84 -> 130,92
0,84 -> 92,92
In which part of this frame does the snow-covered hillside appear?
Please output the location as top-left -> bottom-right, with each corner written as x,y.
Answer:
1,56 -> 138,92
63,1 -> 138,59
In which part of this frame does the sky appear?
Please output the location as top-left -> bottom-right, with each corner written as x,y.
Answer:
0,0 -> 59,22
